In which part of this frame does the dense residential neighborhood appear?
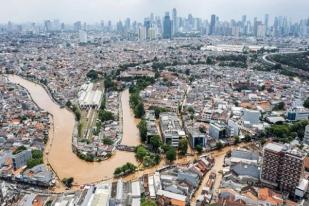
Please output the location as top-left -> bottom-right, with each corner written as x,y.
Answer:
0,5 -> 309,206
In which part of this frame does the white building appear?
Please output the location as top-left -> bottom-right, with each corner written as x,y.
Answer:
79,30 -> 88,43
228,119 -> 240,137
243,109 -> 261,125
209,122 -> 226,139
138,27 -> 147,41
78,83 -> 103,110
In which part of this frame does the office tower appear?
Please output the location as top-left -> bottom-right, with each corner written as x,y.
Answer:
257,22 -> 266,38
125,18 -> 131,31
148,27 -> 156,40
150,13 -> 154,22
172,8 -> 177,35
116,21 -> 124,34
138,26 -> 147,41
261,143 -> 305,195
144,18 -> 151,39
74,21 -> 82,31
163,12 -> 172,39
242,15 -> 247,26
79,30 -> 88,43
253,17 -> 258,36
100,20 -> 104,30
264,14 -> 269,30
107,20 -> 112,32
44,20 -> 51,32
209,14 -> 216,35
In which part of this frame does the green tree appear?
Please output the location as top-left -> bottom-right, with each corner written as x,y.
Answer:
103,138 -> 114,145
31,150 -> 43,159
178,138 -> 188,155
149,135 -> 162,152
234,136 -> 241,144
13,146 -> 27,155
196,145 -> 203,154
114,167 -> 122,175
104,76 -> 115,89
62,177 -> 74,188
86,69 -> 98,81
134,102 -> 145,118
260,138 -> 267,146
98,110 -> 114,122
216,142 -> 224,150
244,135 -> 252,142
27,158 -> 43,169
135,145 -> 149,161
166,147 -> 176,162
137,120 -> 147,142
273,102 -> 285,111
141,199 -> 157,206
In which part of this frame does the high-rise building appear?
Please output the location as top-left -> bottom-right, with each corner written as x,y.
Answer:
257,23 -> 266,38
172,8 -> 177,35
74,21 -> 82,31
79,30 -> 88,43
261,143 -> 305,195
138,26 -> 147,41
209,14 -> 216,35
144,18 -> 151,39
264,14 -> 269,31
303,125 -> 309,145
163,12 -> 172,39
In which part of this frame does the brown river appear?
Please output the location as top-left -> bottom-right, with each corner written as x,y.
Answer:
8,75 -> 140,188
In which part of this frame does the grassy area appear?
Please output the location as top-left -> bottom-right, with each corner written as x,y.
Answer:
270,51 -> 309,72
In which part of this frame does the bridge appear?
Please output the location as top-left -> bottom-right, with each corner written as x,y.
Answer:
116,145 -> 136,152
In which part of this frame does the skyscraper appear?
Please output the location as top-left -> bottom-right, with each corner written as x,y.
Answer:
172,8 -> 177,35
144,18 -> 151,39
264,14 -> 269,30
163,12 -> 172,39
209,14 -> 216,35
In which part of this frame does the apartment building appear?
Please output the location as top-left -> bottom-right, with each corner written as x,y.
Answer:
261,143 -> 305,195
159,112 -> 185,147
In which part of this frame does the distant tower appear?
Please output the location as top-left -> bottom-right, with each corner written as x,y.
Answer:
209,14 -> 216,35
172,8 -> 178,35
79,30 -> 88,43
163,12 -> 172,39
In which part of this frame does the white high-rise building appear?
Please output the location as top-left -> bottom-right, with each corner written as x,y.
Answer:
138,26 -> 147,41
148,27 -> 156,40
79,30 -> 88,43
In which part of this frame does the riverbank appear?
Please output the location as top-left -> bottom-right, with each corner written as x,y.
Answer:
7,75 -> 139,192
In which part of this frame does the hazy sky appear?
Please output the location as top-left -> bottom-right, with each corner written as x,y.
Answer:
1,0 -> 308,23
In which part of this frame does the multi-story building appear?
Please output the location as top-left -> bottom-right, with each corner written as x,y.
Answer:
12,150 -> 32,170
261,143 -> 305,195
287,107 -> 309,121
159,112 -> 185,147
209,122 -> 226,139
163,12 -> 172,39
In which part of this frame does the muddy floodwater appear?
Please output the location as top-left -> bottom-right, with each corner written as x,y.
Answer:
8,75 -> 139,186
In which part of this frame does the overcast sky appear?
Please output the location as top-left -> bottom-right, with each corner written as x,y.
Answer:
1,0 -> 308,23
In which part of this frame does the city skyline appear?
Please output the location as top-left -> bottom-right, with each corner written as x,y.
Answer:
1,0 -> 309,23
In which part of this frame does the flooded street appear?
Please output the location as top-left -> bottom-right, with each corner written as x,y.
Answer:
7,75 -> 139,188
121,89 -> 141,146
